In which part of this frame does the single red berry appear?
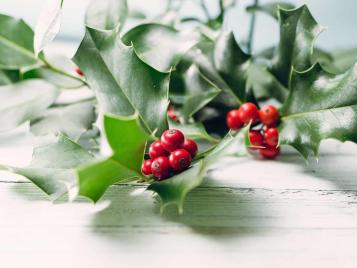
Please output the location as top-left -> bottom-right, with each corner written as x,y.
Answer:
161,129 -> 185,152
259,146 -> 280,159
264,128 -> 279,147
226,109 -> 244,130
238,102 -> 259,124
249,130 -> 264,150
259,105 -> 280,127
141,159 -> 153,176
168,106 -> 179,122
149,141 -> 169,159
169,149 -> 192,172
182,139 -> 198,157
75,67 -> 84,76
151,156 -> 171,180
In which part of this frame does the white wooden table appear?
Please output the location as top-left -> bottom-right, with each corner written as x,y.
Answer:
1,43 -> 357,267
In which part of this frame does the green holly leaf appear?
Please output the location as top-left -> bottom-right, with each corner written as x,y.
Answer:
247,64 -> 288,103
279,62 -> 357,158
0,69 -> 20,85
85,0 -> 128,30
74,27 -> 170,137
122,23 -> 200,72
246,2 -> 295,20
77,113 -> 151,202
31,101 -> 96,141
148,126 -> 249,213
0,14 -> 38,69
270,5 -> 323,87
34,0 -> 63,55
181,65 -> 221,120
0,80 -> 59,132
12,133 -> 94,200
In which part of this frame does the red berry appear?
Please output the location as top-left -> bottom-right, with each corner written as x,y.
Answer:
168,106 -> 178,122
238,102 -> 259,124
182,139 -> 198,157
141,159 -> 153,176
169,149 -> 192,171
160,129 -> 184,152
75,67 -> 84,76
149,141 -> 169,159
259,105 -> 280,127
264,128 -> 279,147
249,131 -> 264,149
259,146 -> 280,159
226,109 -> 244,130
151,156 -> 171,180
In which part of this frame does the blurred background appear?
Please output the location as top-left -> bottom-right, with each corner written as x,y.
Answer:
0,0 -> 356,53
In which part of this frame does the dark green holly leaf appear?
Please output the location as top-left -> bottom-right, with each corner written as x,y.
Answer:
122,23 -> 200,72
34,0 -> 63,55
213,31 -> 251,102
31,101 -> 96,141
181,65 -> 220,120
12,133 -> 94,200
270,5 -> 323,86
279,62 -> 357,158
85,0 -> 128,30
0,14 -> 38,69
247,64 -> 288,103
148,126 -> 249,213
74,27 -> 170,136
76,113 -> 151,202
0,69 -> 20,85
0,80 -> 59,132
315,47 -> 357,74
246,2 -> 295,20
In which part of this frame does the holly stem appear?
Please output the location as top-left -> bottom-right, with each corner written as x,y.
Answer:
247,0 -> 259,54
41,58 -> 88,87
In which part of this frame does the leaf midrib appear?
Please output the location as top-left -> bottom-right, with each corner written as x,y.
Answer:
0,34 -> 37,61
282,103 -> 357,120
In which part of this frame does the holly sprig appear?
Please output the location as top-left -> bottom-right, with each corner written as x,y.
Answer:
1,0 -> 357,213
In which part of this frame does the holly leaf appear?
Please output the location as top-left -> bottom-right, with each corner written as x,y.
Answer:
148,126 -> 249,213
12,133 -> 94,200
77,113 -> 151,202
74,27 -> 170,137
0,69 -> 20,85
270,5 -> 323,87
0,80 -> 59,132
246,2 -> 295,20
34,0 -> 63,55
279,62 -> 357,158
181,65 -> 221,120
0,14 -> 38,69
122,23 -> 200,72
85,0 -> 128,30
31,101 -> 96,141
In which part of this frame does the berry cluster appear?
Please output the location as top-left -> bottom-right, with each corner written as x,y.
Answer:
226,103 -> 281,159
141,129 -> 198,180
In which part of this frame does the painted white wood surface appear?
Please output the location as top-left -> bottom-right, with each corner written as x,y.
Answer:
1,44 -> 357,268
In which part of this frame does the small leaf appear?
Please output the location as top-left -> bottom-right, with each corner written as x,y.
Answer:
31,101 -> 96,141
181,65 -> 221,120
74,27 -> 170,137
76,113 -> 150,202
148,126 -> 249,213
279,62 -> 357,158
0,69 -> 20,85
246,2 -> 295,20
85,0 -> 128,30
0,80 -> 59,132
271,5 -> 323,86
0,14 -> 38,69
12,134 -> 94,200
122,23 -> 200,72
34,0 -> 63,55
